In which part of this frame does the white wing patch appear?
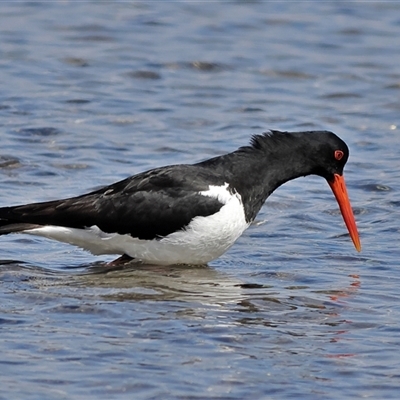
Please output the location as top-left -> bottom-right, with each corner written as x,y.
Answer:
24,183 -> 250,265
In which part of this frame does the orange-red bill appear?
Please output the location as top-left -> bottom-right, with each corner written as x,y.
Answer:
328,174 -> 361,252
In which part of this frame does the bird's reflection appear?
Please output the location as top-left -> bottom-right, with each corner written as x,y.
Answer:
65,260 -> 247,304
0,258 -> 360,320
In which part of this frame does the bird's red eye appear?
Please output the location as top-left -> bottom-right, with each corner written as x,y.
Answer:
334,150 -> 344,161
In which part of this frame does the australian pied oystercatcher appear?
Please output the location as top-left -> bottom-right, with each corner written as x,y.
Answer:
0,130 -> 360,265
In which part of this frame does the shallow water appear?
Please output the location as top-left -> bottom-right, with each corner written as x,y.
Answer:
1,2 -> 400,399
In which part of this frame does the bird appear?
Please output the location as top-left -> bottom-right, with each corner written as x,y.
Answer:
0,130 -> 361,265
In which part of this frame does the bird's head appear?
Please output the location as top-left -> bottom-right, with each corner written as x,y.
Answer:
238,130 -> 361,252
304,131 -> 361,252
306,131 -> 349,180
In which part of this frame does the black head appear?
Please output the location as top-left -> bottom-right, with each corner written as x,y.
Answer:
288,130 -> 360,251
239,130 -> 360,252
288,130 -> 350,182
247,130 -> 350,182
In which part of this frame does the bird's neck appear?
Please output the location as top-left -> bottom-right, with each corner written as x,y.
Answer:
209,136 -> 317,222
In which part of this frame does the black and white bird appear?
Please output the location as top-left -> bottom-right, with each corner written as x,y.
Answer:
0,130 -> 361,265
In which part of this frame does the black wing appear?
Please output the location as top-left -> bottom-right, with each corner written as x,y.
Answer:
0,165 -> 227,240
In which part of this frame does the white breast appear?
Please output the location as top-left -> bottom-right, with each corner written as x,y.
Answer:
24,183 -> 249,265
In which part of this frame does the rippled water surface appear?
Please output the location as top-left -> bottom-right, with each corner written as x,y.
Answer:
1,2 -> 400,399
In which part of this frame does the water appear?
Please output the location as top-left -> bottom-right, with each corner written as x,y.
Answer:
1,2 -> 400,399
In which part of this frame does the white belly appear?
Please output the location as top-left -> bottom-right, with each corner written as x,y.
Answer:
24,184 -> 249,265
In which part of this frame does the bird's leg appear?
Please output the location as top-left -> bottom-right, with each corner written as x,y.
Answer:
107,254 -> 134,266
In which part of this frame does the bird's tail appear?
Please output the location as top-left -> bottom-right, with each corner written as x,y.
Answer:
0,205 -> 44,235
0,222 -> 41,235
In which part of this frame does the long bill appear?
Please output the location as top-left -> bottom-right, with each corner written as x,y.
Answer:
328,173 -> 361,252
